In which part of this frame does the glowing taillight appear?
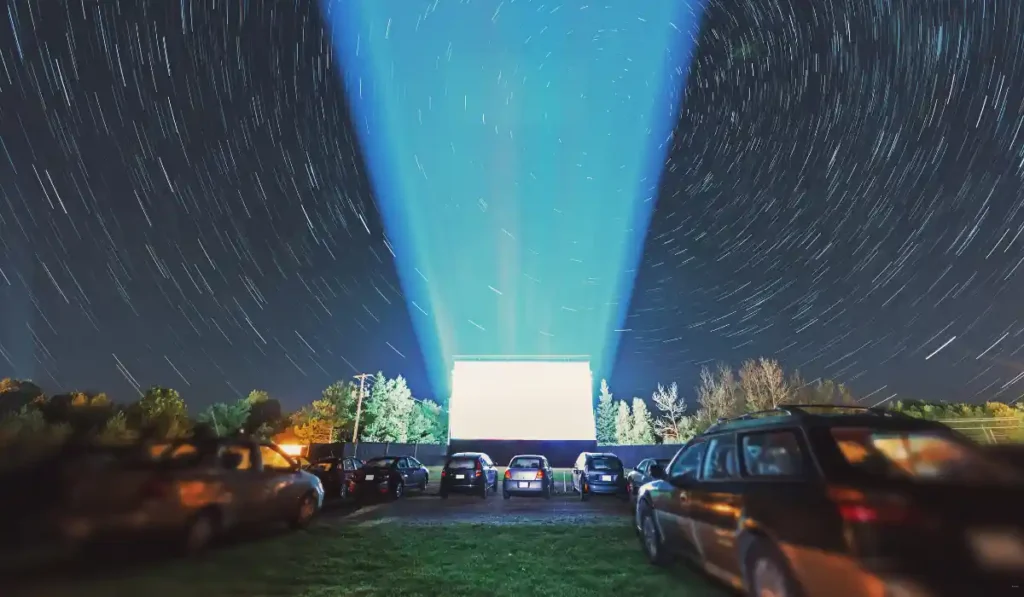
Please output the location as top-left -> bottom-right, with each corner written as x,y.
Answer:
441,469 -> 447,477
829,486 -> 915,525
475,461 -> 482,477
504,470 -> 511,479
534,470 -> 544,480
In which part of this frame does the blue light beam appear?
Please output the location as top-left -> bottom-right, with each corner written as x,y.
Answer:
322,0 -> 705,397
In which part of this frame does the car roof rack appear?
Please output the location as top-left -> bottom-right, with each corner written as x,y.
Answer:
705,403 -> 911,433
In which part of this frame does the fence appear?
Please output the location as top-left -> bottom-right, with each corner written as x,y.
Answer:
939,417 -> 1024,444
307,441 -> 682,468
308,442 -> 449,465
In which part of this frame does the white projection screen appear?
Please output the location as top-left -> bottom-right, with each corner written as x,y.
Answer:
449,359 -> 596,441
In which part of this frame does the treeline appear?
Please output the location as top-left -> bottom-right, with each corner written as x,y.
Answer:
595,357 -> 1024,445
0,372 -> 447,456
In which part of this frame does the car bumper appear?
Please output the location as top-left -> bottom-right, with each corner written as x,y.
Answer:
585,482 -> 624,495
503,480 -> 547,495
57,508 -> 190,543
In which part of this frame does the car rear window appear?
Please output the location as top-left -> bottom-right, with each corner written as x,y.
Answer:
447,458 -> 477,469
830,427 -> 1016,483
509,457 -> 542,468
364,457 -> 397,468
589,456 -> 622,471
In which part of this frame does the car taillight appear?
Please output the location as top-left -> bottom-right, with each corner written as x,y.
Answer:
441,469 -> 447,477
535,470 -> 544,480
475,462 -> 482,477
504,470 -> 511,479
140,478 -> 172,500
829,486 -> 916,525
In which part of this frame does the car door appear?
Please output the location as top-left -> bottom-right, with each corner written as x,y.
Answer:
218,442 -> 264,524
407,457 -> 426,486
572,454 -> 585,491
257,444 -> 305,520
654,440 -> 707,558
689,434 -> 744,585
633,459 -> 651,488
481,454 -> 496,486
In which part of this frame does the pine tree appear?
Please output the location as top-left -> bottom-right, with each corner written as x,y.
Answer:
631,398 -> 657,445
614,400 -> 633,445
595,379 -> 617,444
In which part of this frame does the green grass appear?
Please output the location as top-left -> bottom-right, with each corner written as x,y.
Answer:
19,523 -> 725,597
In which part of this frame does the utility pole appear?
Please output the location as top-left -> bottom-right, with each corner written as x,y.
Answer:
352,373 -> 371,452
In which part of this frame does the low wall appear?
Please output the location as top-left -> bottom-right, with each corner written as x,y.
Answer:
308,441 -> 683,469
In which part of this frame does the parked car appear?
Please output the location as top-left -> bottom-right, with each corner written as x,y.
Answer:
634,404 -> 1024,597
439,452 -> 498,499
352,455 -> 429,500
572,452 -> 628,501
625,458 -> 670,499
56,437 -> 324,554
502,454 -> 554,499
306,456 -> 364,500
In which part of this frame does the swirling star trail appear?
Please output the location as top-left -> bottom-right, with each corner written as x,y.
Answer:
2,0 -> 1024,407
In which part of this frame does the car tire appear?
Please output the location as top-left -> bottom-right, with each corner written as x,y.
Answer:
639,504 -> 670,566
421,474 -> 429,491
290,492 -> 318,530
339,483 -> 349,500
392,479 -> 405,500
480,481 -> 488,499
744,539 -> 803,597
579,480 -> 588,501
180,510 -> 217,556
503,490 -> 511,500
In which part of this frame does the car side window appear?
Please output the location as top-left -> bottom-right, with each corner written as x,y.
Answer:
637,459 -> 650,474
408,457 -> 422,468
702,436 -> 738,480
259,445 -> 294,472
342,459 -> 355,471
741,430 -> 805,477
221,445 -> 253,470
397,457 -> 410,468
481,454 -> 493,466
668,442 -> 706,481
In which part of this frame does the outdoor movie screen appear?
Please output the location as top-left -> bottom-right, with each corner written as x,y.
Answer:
448,359 -> 597,441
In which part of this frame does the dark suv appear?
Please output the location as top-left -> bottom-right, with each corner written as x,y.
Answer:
634,404 -> 1024,597
440,452 -> 498,499
572,452 -> 627,500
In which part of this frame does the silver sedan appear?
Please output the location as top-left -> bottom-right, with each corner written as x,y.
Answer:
502,454 -> 554,499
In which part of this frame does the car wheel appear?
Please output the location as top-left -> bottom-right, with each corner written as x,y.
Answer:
544,483 -> 552,499
421,474 -> 429,491
745,540 -> 803,597
639,505 -> 670,566
503,490 -> 511,500
339,483 -> 349,500
392,479 -> 405,500
290,492 -> 318,529
180,510 -> 216,556
480,481 -> 488,499
579,479 -> 588,501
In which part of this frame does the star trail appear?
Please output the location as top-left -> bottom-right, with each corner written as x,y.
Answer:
1,0 -> 1024,408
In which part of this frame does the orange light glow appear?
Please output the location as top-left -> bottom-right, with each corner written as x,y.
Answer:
279,443 -> 305,456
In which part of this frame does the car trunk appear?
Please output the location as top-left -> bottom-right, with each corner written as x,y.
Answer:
508,468 -> 542,481
844,481 -> 1024,579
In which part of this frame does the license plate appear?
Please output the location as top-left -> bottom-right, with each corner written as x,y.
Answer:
365,474 -> 374,481
455,474 -> 465,479
601,475 -> 612,482
969,529 -> 1024,570
518,481 -> 529,488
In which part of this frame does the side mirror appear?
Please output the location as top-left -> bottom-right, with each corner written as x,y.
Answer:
649,464 -> 665,479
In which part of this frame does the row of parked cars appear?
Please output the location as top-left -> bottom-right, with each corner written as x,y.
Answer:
305,449 -> 671,503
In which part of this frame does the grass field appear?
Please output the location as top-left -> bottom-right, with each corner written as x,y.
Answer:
18,523 -> 725,597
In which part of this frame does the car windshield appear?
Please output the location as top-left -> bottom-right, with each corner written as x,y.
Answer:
364,457 -> 397,468
589,457 -> 622,471
830,427 -> 1017,483
509,457 -> 542,468
447,458 -> 477,469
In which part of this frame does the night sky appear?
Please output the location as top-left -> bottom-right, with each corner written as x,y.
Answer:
2,0 -> 1023,410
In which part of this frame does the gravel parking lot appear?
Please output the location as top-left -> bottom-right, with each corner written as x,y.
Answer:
325,477 -> 633,526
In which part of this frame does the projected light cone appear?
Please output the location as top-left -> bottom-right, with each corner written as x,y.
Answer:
322,0 -> 705,397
